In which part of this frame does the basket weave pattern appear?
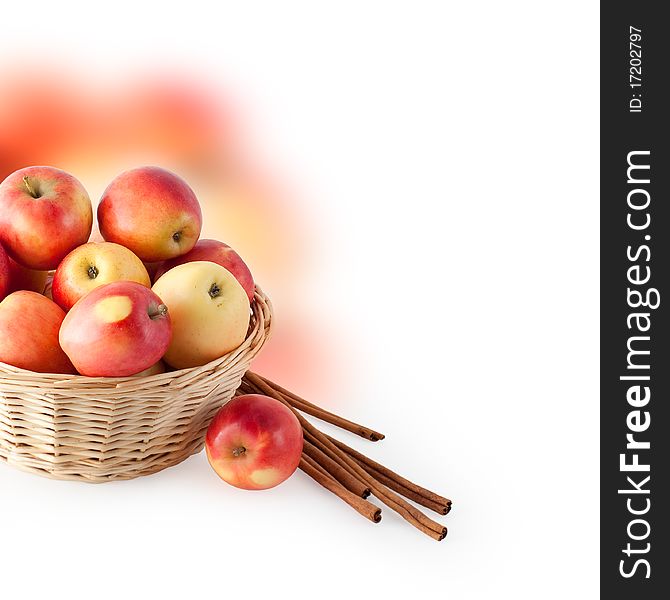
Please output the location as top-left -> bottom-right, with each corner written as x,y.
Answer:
0,287 -> 272,482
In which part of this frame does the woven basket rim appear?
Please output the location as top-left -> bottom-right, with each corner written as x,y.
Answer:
0,284 -> 273,384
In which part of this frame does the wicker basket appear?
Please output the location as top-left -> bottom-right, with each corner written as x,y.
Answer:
0,286 -> 273,483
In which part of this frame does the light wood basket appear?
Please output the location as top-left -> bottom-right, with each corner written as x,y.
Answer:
0,287 -> 273,483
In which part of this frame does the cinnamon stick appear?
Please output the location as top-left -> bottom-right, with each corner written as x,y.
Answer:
303,439 -> 371,499
277,380 -> 451,514
326,434 -> 452,514
245,373 -> 447,541
301,452 -> 337,482
307,426 -> 448,540
310,429 -> 447,514
357,463 -> 450,515
253,373 -> 385,441
299,458 -> 382,524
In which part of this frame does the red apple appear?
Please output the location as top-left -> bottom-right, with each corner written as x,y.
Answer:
52,242 -> 151,311
6,256 -> 48,295
59,281 -> 172,377
0,291 -> 76,374
205,394 -> 303,490
154,239 -> 255,301
98,166 -> 202,262
0,166 -> 93,270
0,243 -> 9,301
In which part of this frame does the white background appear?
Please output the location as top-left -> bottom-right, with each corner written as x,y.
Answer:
0,2 -> 599,598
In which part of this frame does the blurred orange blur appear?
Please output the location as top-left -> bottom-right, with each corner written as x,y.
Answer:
0,67 -> 340,401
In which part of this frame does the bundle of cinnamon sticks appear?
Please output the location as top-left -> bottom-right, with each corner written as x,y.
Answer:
238,372 -> 451,541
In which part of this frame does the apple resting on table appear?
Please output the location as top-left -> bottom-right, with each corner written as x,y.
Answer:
59,281 -> 172,377
0,166 -> 93,270
97,166 -> 202,262
52,242 -> 151,311
0,291 -> 76,374
206,394 -> 304,490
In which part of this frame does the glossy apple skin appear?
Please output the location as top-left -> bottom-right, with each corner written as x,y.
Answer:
0,243 -> 9,301
154,239 -> 255,302
0,291 -> 76,374
52,242 -> 151,311
152,261 -> 250,369
59,281 -> 172,377
206,394 -> 303,490
0,166 -> 93,270
6,256 -> 48,295
98,166 -> 202,262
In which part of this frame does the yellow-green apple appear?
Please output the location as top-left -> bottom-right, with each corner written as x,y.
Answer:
7,256 -> 48,295
52,242 -> 151,311
0,291 -> 76,374
152,261 -> 250,369
0,166 -> 92,270
59,281 -> 172,377
133,360 -> 167,377
98,166 -> 202,262
154,239 -> 255,301
205,394 -> 303,490
0,243 -> 9,300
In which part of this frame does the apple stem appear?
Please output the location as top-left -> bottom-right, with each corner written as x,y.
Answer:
148,304 -> 169,320
232,446 -> 246,457
23,176 -> 39,198
209,283 -> 221,298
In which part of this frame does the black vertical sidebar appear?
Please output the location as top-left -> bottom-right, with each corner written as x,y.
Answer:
601,3 -> 669,596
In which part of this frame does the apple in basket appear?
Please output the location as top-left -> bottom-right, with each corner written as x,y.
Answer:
152,261 -> 250,369
206,394 -> 304,490
0,166 -> 93,270
59,281 -> 172,377
154,239 -> 256,302
0,291 -> 76,374
52,242 -> 151,311
97,166 -> 202,262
